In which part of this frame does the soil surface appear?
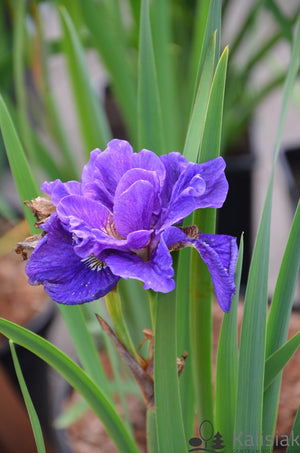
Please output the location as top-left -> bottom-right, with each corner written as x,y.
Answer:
0,249 -> 48,341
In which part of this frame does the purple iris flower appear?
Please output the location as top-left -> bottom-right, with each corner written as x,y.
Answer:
26,139 -> 238,311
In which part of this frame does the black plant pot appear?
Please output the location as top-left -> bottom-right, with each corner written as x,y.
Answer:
281,145 -> 300,211
0,300 -> 68,453
217,144 -> 255,290
281,145 -> 300,309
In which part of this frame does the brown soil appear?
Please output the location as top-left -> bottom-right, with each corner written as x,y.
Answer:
0,232 -> 48,340
66,391 -> 146,453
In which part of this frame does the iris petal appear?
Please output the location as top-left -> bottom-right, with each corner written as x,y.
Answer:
113,180 -> 156,237
81,140 -> 134,210
105,227 -> 187,293
191,233 -> 238,312
159,154 -> 228,229
26,216 -> 119,304
26,139 -> 237,310
41,179 -> 81,206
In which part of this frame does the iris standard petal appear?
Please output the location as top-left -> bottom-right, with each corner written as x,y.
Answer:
81,148 -> 101,185
159,152 -> 187,206
25,216 -> 119,304
115,168 -> 161,216
195,156 -> 228,207
41,179 -> 82,206
81,148 -> 115,209
81,140 -> 134,210
158,154 -> 228,230
191,233 -> 238,312
113,180 -> 156,237
160,164 -> 206,227
131,148 -> 166,185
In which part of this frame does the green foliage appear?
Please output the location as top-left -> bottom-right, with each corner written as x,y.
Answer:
0,96 -> 38,232
215,237 -> 243,451
0,318 -> 139,453
9,340 -> 46,453
0,1 -> 299,452
60,7 -> 111,155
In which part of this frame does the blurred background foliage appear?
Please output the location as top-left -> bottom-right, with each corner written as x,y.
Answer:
0,0 -> 299,224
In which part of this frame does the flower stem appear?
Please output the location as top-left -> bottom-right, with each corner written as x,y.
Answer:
105,287 -> 139,361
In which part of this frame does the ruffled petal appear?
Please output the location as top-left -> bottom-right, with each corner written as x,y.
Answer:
57,194 -> 153,257
195,157 -> 228,208
81,148 -> 101,185
159,152 -> 187,207
105,253 -> 175,293
160,164 -> 206,227
25,216 -> 119,304
57,195 -> 111,231
131,149 -> 166,185
115,168 -> 160,202
81,140 -> 134,210
113,180 -> 156,237
41,179 -> 82,206
191,233 -> 238,312
56,195 -> 113,256
159,154 -> 228,229
105,227 -> 186,293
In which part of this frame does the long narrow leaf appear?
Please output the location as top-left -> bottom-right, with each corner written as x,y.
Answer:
13,0 -> 36,165
234,182 -> 271,448
215,237 -> 243,450
183,32 -> 216,163
60,8 -> 111,156
287,406 -> 300,453
188,0 -> 210,106
79,0 -> 137,142
189,45 -> 228,424
264,332 -> 300,391
262,14 -> 300,443
177,37 -> 222,429
192,0 -> 221,98
199,46 -> 228,161
154,289 -> 187,452
263,201 -> 300,436
0,96 -> 38,232
9,340 -> 46,453
176,247 -> 194,440
265,0 -> 293,42
150,0 -> 180,150
137,0 -> 165,154
235,13 -> 300,447
31,4 -> 78,179
118,279 -> 151,350
58,304 -> 112,400
0,318 -> 139,453
190,234 -> 214,423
